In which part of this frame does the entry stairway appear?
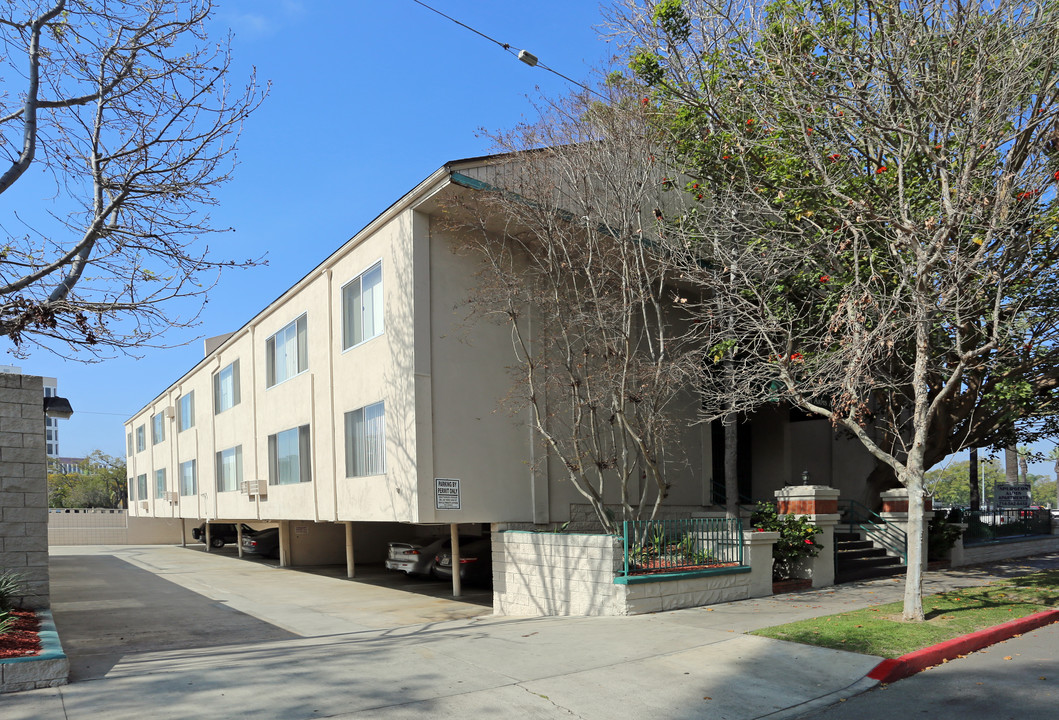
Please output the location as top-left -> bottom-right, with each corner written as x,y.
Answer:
834,531 -> 906,583
834,499 -> 908,584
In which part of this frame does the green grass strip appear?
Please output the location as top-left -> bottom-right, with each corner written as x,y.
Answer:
750,570 -> 1059,658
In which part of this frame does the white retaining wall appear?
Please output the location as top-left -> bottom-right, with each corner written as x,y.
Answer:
492,529 -> 768,616
48,509 -> 185,545
954,535 -> 1059,566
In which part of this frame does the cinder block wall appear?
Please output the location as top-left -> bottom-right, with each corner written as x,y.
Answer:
0,374 -> 49,609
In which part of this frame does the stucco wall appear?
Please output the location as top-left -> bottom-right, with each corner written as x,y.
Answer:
47,509 -> 185,545
0,373 -> 49,609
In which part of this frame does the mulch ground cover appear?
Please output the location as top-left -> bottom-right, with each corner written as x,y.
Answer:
0,610 -> 42,659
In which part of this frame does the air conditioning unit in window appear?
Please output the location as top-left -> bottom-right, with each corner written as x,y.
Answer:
164,406 -> 176,419
140,501 -> 149,511
242,479 -> 267,497
166,491 -> 179,503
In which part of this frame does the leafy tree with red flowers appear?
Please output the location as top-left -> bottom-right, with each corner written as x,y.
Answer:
607,0 -> 1059,620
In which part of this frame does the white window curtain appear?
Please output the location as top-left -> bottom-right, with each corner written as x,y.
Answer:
180,460 -> 197,496
346,401 -> 385,477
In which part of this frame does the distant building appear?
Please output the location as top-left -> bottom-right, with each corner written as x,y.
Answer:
49,456 -> 89,475
1,364 -> 61,456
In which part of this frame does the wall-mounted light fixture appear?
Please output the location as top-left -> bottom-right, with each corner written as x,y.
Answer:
43,396 -> 74,419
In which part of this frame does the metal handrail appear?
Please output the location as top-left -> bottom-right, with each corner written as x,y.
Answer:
838,499 -> 907,564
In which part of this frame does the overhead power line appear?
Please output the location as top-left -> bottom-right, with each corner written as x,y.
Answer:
409,0 -> 604,99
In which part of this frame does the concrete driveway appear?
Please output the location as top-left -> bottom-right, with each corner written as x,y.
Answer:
0,544 -> 894,720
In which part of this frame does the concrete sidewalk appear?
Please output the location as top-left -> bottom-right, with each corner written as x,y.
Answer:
2,547 -> 1057,720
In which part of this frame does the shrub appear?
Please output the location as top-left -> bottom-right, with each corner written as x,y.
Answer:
751,502 -> 823,580
928,513 -> 963,561
0,570 -> 26,612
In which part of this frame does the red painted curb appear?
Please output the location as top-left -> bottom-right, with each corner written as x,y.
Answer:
867,608 -> 1059,684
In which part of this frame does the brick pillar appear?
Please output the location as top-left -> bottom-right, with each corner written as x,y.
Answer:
879,488 -> 932,570
775,485 -> 841,588
0,373 -> 49,609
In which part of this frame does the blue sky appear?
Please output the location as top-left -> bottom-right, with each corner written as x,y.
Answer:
10,1 -> 1058,483
12,0 -> 613,459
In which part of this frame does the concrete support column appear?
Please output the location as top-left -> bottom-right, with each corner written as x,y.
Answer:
450,523 -> 462,598
879,488 -> 932,570
743,530 -> 779,597
345,521 -> 355,579
775,485 -> 841,588
236,523 -> 244,558
204,523 -> 212,553
279,520 -> 291,567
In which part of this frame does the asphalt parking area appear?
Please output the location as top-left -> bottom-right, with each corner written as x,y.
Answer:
49,552 -> 298,682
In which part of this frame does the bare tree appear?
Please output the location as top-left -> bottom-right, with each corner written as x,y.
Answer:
610,0 -> 1059,620
446,89 -> 703,534
0,0 -> 265,355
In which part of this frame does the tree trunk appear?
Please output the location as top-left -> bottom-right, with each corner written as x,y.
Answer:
969,448 -> 980,511
902,474 -> 926,621
1005,445 -> 1019,485
724,415 -> 739,519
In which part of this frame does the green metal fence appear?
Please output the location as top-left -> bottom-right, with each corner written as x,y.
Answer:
621,517 -> 745,577
961,508 -> 1053,546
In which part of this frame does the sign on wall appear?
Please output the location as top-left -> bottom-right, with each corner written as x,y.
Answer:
995,483 -> 1031,508
435,478 -> 461,510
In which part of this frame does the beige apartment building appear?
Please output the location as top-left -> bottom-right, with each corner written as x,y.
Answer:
125,153 -> 876,573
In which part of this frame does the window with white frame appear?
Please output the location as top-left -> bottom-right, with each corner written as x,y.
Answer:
126,432 -> 133,456
342,262 -> 383,350
135,425 -> 146,452
215,445 -> 242,492
345,401 -> 385,477
179,459 -> 196,496
178,391 -> 195,432
155,468 -> 167,499
136,473 -> 147,500
128,476 -> 135,500
268,425 -> 311,485
152,411 -> 165,445
213,360 -> 240,414
266,314 -> 308,387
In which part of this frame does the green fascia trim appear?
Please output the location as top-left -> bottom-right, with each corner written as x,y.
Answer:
614,565 -> 751,585
450,171 -> 500,192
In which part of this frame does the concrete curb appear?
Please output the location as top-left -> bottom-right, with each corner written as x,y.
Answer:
0,609 -> 69,693
867,607 -> 1059,684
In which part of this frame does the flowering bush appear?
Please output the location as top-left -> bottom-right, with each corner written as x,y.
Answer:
751,502 -> 823,580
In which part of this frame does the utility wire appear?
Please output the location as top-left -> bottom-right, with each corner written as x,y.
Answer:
409,0 -> 605,100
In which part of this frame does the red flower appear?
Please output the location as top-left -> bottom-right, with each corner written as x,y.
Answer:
876,166 -> 887,174
804,539 -> 813,545
692,183 -> 699,189
1053,171 -> 1059,180
819,274 -> 830,283
829,153 -> 841,162
806,128 -> 813,134
747,118 -> 754,124
697,194 -> 703,200
641,97 -> 650,106
790,352 -> 804,363
722,155 -> 731,160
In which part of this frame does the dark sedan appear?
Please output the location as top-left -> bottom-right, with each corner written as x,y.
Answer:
241,527 -> 280,558
433,536 -> 492,586
191,523 -> 259,548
